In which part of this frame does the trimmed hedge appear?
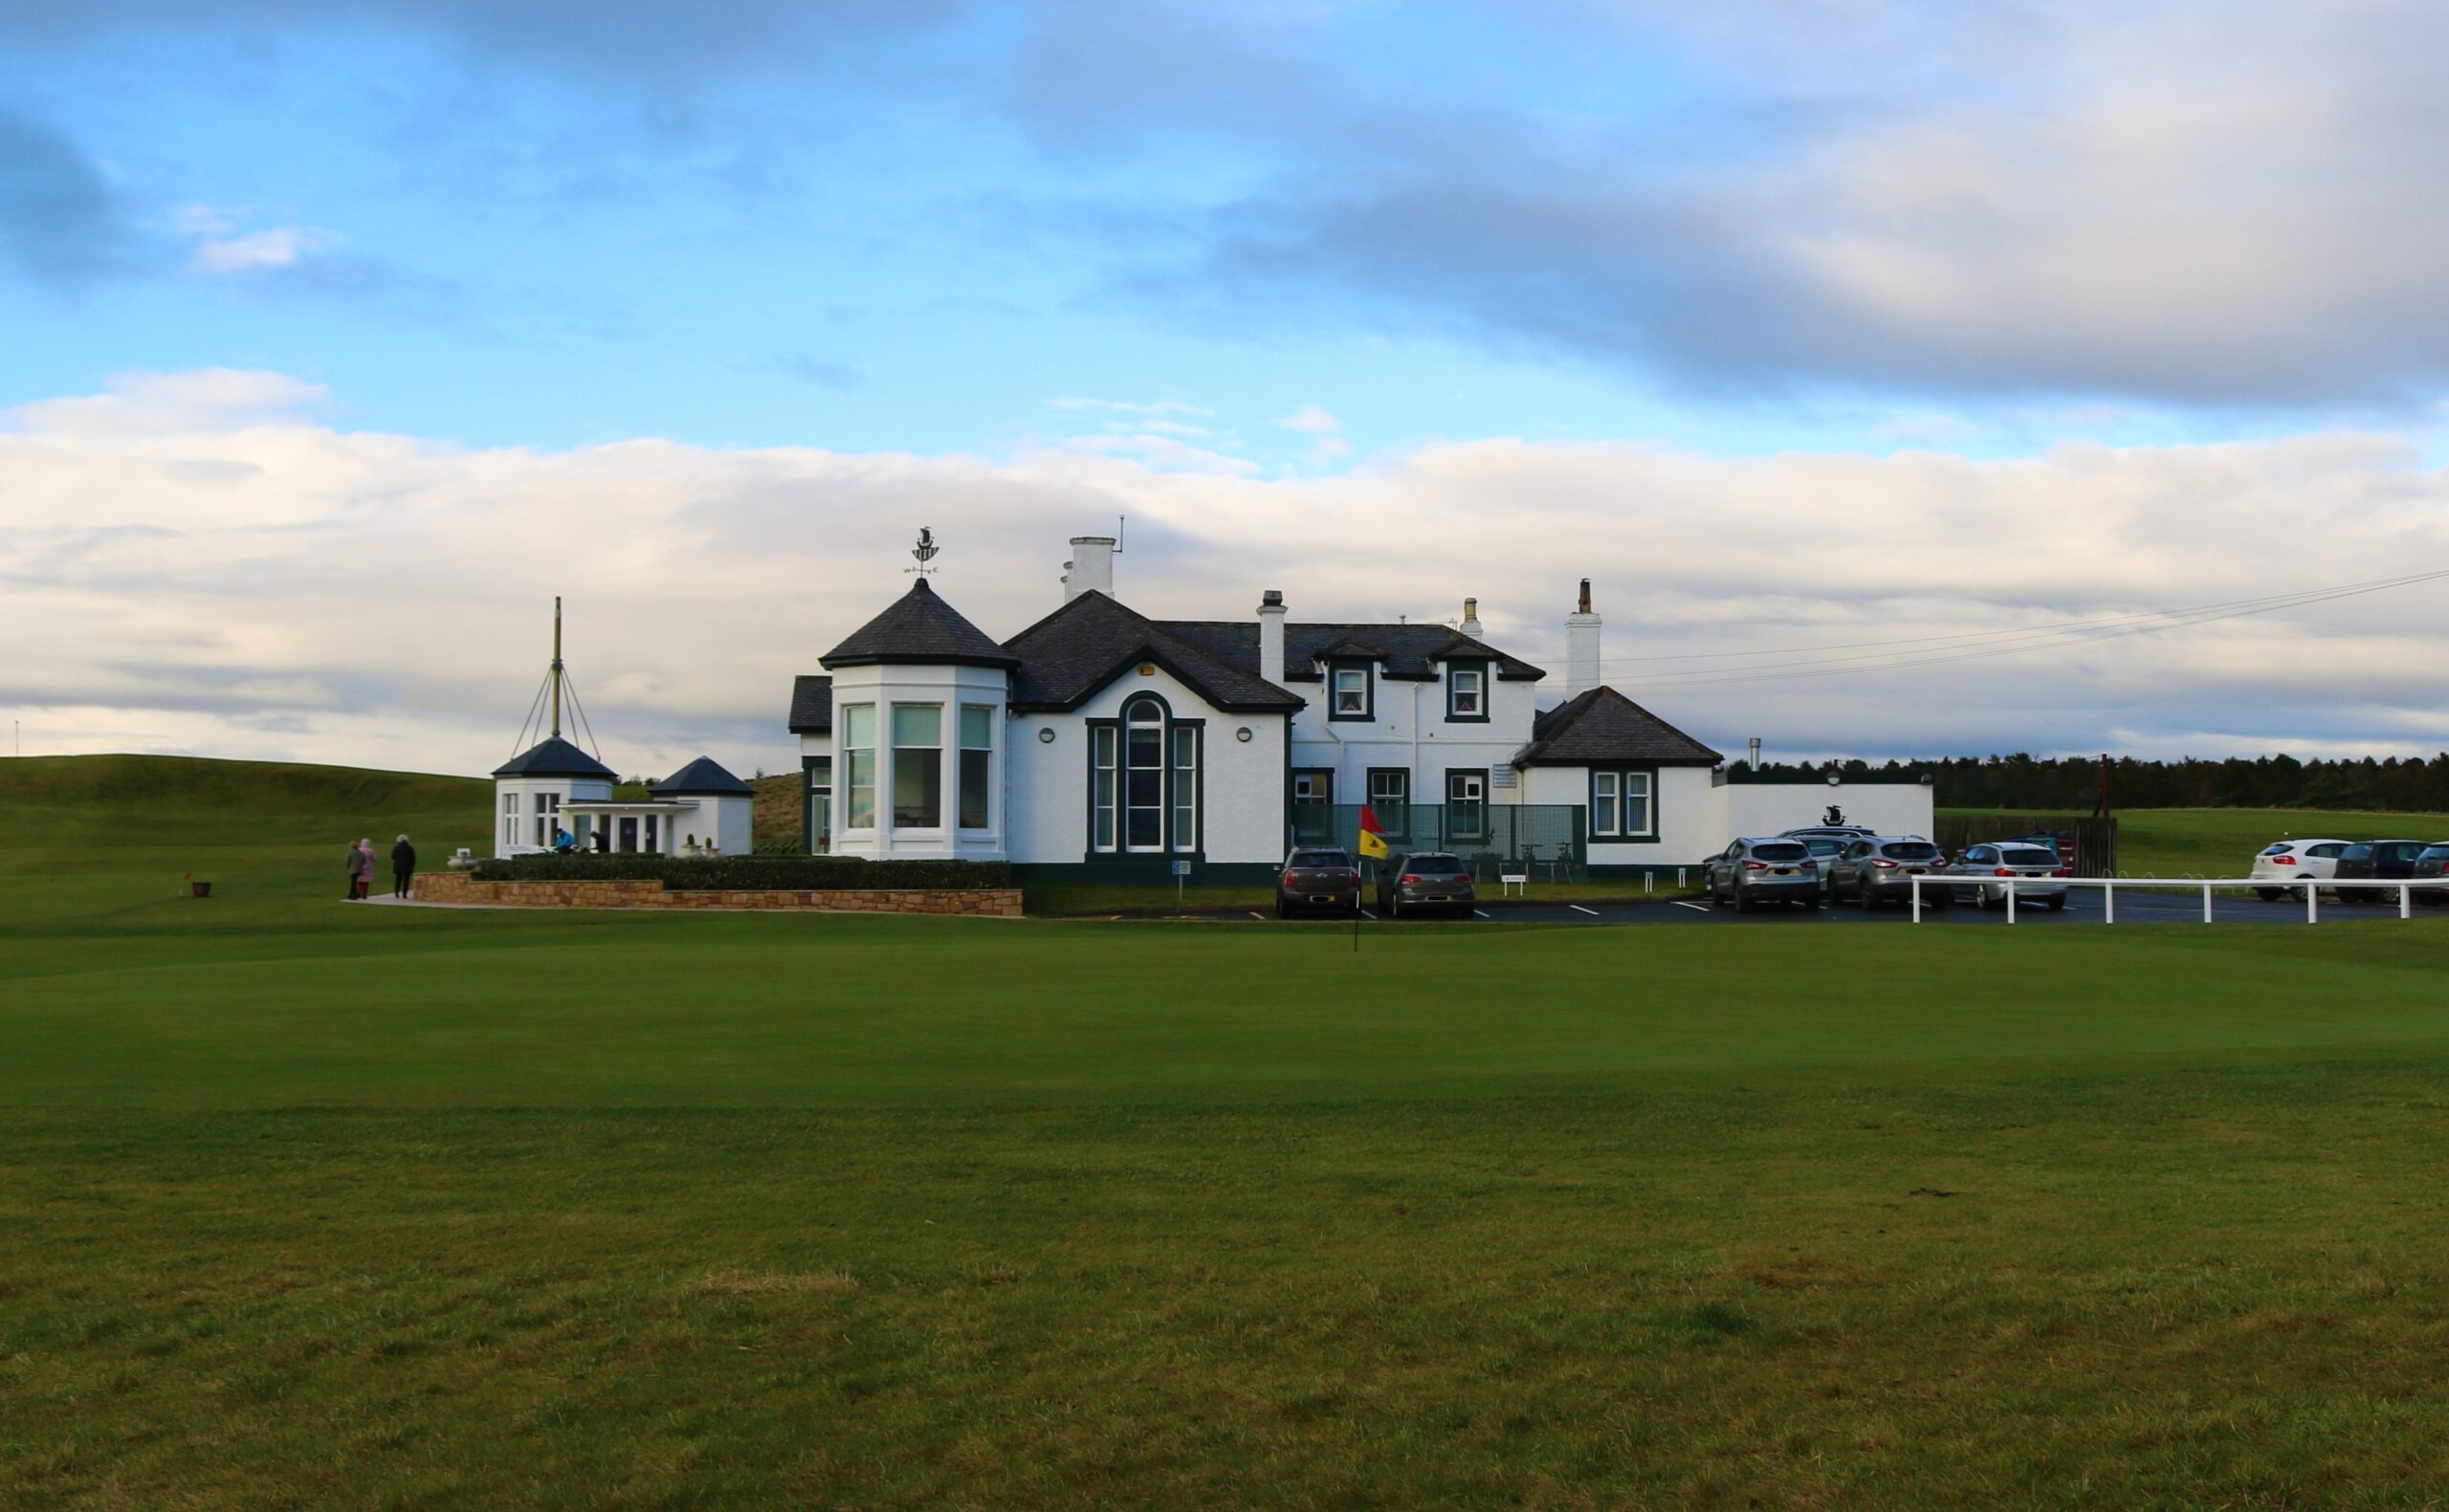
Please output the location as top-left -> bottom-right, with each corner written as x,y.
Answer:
470,855 -> 1014,890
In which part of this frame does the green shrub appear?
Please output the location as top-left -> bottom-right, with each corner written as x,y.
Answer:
470,856 -> 1013,890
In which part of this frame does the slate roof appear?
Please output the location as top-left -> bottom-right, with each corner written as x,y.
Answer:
1001,592 -> 1305,713
656,756 -> 753,797
1158,621 -> 1545,684
819,579 -> 1018,670
787,674 -> 833,734
1512,687 -> 1723,767
493,735 -> 618,780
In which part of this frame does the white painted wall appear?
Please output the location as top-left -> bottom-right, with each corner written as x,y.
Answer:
1716,781 -> 1936,844
1005,662 -> 1290,866
824,662 -> 1010,861
1286,664 -> 1536,811
493,775 -> 613,857
1520,763 -> 1721,866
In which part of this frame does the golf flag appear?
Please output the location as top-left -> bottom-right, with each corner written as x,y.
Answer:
1357,804 -> 1390,860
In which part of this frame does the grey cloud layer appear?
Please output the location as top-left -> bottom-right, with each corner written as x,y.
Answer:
4,372 -> 2444,777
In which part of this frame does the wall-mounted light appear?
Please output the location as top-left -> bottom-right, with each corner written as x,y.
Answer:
1038,728 -> 1055,743
1235,727 -> 1253,743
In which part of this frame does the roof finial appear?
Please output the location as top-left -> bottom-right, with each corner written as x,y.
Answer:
908,526 -> 939,577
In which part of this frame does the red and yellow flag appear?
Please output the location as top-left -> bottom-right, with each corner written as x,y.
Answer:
1357,804 -> 1390,860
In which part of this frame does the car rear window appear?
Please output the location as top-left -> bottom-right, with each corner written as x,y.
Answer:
1999,847 -> 2057,866
2419,846 -> 2449,863
2341,844 -> 2372,861
2307,843 -> 2346,858
1749,843 -> 1807,861
2260,843 -> 2294,856
1291,850 -> 1350,868
1402,855 -> 1466,873
1881,843 -> 1941,861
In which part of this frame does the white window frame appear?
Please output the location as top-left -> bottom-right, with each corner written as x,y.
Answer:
1170,723 -> 1198,854
1448,667 -> 1484,719
1590,768 -> 1657,840
843,703 -> 876,831
1123,700 -> 1164,853
890,703 -> 944,830
1092,726 -> 1118,851
958,705 -> 994,831
1332,667 -> 1369,717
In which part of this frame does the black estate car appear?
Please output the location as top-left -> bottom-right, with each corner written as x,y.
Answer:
1277,847 -> 1361,918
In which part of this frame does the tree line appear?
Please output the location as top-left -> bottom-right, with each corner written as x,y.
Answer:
1743,754 -> 2449,813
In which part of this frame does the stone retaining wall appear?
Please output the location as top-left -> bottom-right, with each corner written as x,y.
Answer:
412,871 -> 1023,916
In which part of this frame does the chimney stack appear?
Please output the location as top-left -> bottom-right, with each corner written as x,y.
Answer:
1061,536 -> 1117,603
1257,589 -> 1287,686
1460,596 -> 1483,638
1564,579 -> 1601,698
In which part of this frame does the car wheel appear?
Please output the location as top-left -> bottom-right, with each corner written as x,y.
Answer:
1388,895 -> 1401,920
1858,882 -> 1876,910
2045,897 -> 2066,912
1802,895 -> 1821,911
2254,887 -> 2282,901
1274,900 -> 1289,919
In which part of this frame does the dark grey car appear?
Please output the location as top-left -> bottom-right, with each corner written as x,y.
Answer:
1375,851 -> 1476,918
1276,847 -> 1360,918
1829,837 -> 1950,909
1704,838 -> 1821,910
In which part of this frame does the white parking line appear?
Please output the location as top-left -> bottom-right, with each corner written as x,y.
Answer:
1671,901 -> 1710,912
1569,904 -> 1601,917
1360,909 -> 1377,920
1248,911 -> 1266,921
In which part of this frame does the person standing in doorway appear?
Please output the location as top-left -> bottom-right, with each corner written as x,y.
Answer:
346,838 -> 373,900
390,834 -> 417,899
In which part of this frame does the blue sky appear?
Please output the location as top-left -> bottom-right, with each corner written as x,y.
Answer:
5,2 -> 2449,775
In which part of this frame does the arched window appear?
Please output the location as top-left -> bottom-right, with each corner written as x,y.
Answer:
1124,698 -> 1164,851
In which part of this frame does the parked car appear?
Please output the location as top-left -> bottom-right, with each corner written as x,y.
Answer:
1704,838 -> 1822,910
2413,844 -> 2449,904
1794,835 -> 1851,899
2249,838 -> 2350,900
2328,840 -> 2437,902
1944,842 -> 2069,910
1276,847 -> 1360,918
1375,851 -> 1476,919
1828,836 -> 1951,909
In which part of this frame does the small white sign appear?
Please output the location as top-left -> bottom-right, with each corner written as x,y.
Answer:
1171,860 -> 1192,876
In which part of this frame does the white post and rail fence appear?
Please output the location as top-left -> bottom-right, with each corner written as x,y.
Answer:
1908,875 -> 2449,924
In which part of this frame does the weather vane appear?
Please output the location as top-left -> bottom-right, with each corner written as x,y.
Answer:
908,526 -> 939,577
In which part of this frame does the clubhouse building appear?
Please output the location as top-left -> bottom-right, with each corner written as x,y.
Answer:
779,537 -> 1933,882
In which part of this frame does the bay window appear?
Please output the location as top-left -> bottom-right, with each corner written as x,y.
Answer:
959,705 -> 993,830
843,703 -> 876,829
892,703 -> 942,828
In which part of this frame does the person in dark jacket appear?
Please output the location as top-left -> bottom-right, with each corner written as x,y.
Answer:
390,834 -> 417,899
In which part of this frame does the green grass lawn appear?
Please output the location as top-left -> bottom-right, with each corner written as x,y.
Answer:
8,756 -> 2449,1508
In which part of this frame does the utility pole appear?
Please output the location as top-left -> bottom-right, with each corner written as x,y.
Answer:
550,596 -> 564,739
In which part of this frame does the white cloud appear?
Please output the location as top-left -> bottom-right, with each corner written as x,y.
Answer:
4,371 -> 2446,781
1278,404 -> 1352,459
176,206 -> 340,275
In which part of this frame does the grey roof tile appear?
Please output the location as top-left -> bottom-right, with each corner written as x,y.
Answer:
1002,592 -> 1304,712
1515,687 -> 1723,767
819,580 -> 1017,669
1159,621 -> 1545,683
657,756 -> 753,796
492,735 -> 618,779
787,674 -> 833,734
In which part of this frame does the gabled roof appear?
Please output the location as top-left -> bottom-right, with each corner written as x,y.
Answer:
1513,687 -> 1723,767
1313,636 -> 1388,662
788,674 -> 833,734
819,579 -> 1018,670
1002,592 -> 1305,713
656,756 -> 753,797
493,735 -> 617,780
1158,621 -> 1546,684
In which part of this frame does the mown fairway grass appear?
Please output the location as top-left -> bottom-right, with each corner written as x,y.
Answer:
7,757 -> 2449,1509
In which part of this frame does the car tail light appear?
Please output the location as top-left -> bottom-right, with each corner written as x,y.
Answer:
1400,873 -> 1423,885
2271,855 -> 2296,865
2052,867 -> 2071,878
1871,858 -> 1898,869
1743,861 -> 1766,870
1993,866 -> 2017,877
1800,860 -> 1818,869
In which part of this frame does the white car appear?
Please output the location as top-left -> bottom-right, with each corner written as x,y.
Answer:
2250,839 -> 2350,900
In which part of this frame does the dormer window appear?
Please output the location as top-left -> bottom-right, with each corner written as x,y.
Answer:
1330,665 -> 1373,721
1447,666 -> 1486,721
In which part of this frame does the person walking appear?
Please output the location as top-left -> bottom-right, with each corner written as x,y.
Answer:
390,834 -> 417,899
346,838 -> 373,901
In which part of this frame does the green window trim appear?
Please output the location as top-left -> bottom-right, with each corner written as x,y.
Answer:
1589,767 -> 1660,842
1083,693 -> 1205,861
1326,660 -> 1375,722
1445,661 -> 1490,723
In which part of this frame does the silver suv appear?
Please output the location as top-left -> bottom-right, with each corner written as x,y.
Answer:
1828,836 -> 1950,909
1704,838 -> 1821,911
1943,842 -> 2069,910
